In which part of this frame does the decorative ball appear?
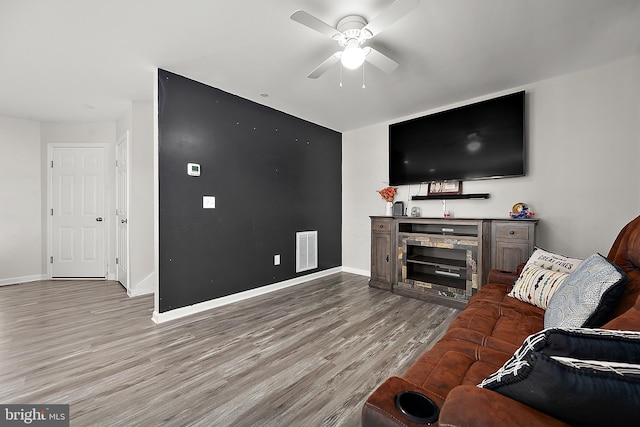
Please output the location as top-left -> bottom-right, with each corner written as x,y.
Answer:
510,202 -> 534,219
512,202 -> 528,214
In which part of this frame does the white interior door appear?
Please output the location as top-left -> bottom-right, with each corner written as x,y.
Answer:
51,147 -> 106,278
116,133 -> 130,290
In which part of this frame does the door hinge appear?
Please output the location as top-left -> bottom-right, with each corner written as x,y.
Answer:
51,208 -> 53,216
116,257 -> 119,265
50,256 -> 53,264
51,160 -> 53,168
115,160 -> 119,167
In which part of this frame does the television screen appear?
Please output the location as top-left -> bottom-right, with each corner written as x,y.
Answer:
389,91 -> 525,185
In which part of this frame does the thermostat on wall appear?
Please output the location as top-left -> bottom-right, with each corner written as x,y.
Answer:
187,163 -> 200,176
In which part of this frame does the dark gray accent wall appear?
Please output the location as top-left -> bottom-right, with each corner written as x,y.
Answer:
158,69 -> 342,312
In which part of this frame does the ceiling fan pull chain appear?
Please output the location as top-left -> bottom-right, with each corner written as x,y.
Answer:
362,63 -> 366,89
340,65 -> 343,87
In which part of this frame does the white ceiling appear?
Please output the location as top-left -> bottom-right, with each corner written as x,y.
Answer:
1,0 -> 639,132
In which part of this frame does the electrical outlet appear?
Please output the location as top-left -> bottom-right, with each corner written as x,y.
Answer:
274,254 -> 280,265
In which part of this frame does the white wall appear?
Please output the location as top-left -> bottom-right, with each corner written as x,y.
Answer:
116,102 -> 155,295
342,55 -> 640,273
40,122 -> 117,277
1,118 -> 150,285
342,124 -> 390,274
0,116 -> 42,284
0,118 -> 118,284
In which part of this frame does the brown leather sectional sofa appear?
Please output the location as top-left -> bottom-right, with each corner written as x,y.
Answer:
362,215 -> 640,426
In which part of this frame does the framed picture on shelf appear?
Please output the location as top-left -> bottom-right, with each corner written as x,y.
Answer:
428,181 -> 462,195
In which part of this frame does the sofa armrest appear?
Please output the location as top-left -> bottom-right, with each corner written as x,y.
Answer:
438,386 -> 571,427
362,376 -> 445,427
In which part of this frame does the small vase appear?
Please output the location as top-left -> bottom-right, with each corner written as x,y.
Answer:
385,201 -> 393,216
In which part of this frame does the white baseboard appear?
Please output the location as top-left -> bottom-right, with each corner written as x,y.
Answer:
0,274 -> 47,286
128,272 -> 155,297
152,267 -> 342,324
341,266 -> 370,277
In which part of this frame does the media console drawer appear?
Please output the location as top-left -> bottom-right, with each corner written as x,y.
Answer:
372,218 -> 393,232
494,223 -> 530,240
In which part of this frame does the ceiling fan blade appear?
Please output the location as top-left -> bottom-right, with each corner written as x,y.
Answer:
307,53 -> 341,78
364,47 -> 399,73
363,0 -> 420,37
290,10 -> 341,39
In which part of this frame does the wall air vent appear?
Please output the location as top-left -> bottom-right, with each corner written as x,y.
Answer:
296,231 -> 318,273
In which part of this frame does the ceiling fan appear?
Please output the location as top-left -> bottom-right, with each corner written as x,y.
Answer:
290,0 -> 420,79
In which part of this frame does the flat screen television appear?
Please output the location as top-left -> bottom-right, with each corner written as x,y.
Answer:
389,91 -> 525,185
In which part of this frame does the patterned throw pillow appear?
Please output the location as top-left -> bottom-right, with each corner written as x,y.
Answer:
509,265 -> 569,309
508,248 -> 583,309
522,247 -> 583,273
544,253 -> 627,328
478,328 -> 640,427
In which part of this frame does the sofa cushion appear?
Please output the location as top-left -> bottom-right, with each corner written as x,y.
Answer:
402,341 -> 512,395
545,253 -> 627,328
606,215 -> 640,320
444,328 -> 521,356
478,328 -> 640,427
449,284 -> 544,347
602,284 -> 640,331
439,386 -> 572,427
508,247 -> 583,309
401,285 -> 546,400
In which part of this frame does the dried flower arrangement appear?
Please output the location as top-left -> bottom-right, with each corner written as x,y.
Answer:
377,187 -> 398,202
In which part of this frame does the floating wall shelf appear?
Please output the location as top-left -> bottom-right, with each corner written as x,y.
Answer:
411,193 -> 490,201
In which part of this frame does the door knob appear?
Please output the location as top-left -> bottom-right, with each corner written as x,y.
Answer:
121,219 -> 128,224
96,217 -> 103,222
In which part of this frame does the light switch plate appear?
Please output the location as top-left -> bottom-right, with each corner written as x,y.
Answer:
202,196 -> 215,209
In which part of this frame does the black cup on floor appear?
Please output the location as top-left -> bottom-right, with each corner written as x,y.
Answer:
395,391 -> 439,424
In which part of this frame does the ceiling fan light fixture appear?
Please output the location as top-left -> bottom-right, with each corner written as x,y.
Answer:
291,2 -> 419,78
340,46 -> 366,70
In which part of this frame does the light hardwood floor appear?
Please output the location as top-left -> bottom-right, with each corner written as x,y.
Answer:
0,273 -> 459,426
